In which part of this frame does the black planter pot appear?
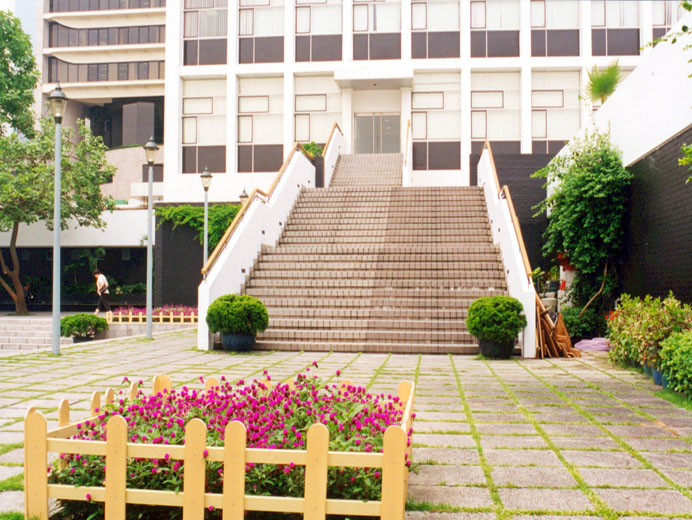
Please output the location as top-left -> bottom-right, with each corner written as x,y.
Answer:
221,332 -> 255,352
478,339 -> 513,359
73,336 -> 93,343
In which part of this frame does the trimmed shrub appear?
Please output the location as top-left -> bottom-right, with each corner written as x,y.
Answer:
60,313 -> 108,339
607,293 -> 692,369
466,296 -> 527,345
661,331 -> 692,397
206,294 -> 269,335
560,306 -> 603,340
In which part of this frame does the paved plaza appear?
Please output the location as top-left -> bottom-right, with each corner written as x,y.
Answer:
0,329 -> 691,518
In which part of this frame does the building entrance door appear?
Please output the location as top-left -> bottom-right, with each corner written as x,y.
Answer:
354,114 -> 400,153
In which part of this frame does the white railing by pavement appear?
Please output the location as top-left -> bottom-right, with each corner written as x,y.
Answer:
196,124 -> 345,350
476,143 -> 537,358
402,120 -> 413,187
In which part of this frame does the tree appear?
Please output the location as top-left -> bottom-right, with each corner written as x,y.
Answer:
0,11 -> 39,137
0,117 -> 116,314
586,62 -> 622,105
533,130 -> 633,316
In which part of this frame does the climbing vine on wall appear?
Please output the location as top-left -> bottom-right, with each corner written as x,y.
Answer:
156,204 -> 240,253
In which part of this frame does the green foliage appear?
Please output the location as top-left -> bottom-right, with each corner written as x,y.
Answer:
586,62 -> 622,105
533,130 -> 633,311
0,473 -> 23,492
466,296 -> 527,345
155,203 -> 240,254
113,282 -> 146,295
560,306 -> 603,339
680,142 -> 692,184
661,330 -> 692,398
0,11 -> 39,137
60,313 -> 108,339
607,293 -> 692,369
206,294 -> 269,335
0,117 -> 115,314
302,141 -> 323,157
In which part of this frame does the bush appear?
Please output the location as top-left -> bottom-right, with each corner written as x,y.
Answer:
206,294 -> 269,335
661,331 -> 692,397
607,293 -> 692,369
466,296 -> 527,345
560,306 -> 603,339
302,141 -> 323,157
60,313 -> 108,339
48,371 -> 411,520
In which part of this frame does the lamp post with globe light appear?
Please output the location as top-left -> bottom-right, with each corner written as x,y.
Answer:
143,137 -> 159,340
200,167 -> 213,268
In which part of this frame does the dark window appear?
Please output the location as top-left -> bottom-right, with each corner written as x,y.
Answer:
311,34 -> 341,61
118,63 -> 129,80
137,62 -> 149,79
87,64 -> 98,81
531,30 -> 546,56
412,32 -> 427,59
255,36 -> 284,63
199,39 -> 228,65
486,31 -> 519,57
607,28 -> 639,56
198,146 -> 226,173
239,38 -> 253,64
546,30 -> 579,56
412,142 -> 427,170
427,31 -> 460,58
470,31 -> 486,57
184,40 -> 199,65
182,147 -> 197,174
369,33 -> 401,60
353,33 -> 368,60
296,36 -> 310,61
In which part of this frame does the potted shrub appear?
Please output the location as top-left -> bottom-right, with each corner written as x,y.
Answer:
466,296 -> 527,359
206,294 -> 269,351
60,313 -> 108,343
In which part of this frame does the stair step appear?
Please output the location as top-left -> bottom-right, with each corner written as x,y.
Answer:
256,261 -> 502,270
267,318 -> 470,331
247,278 -> 505,289
246,288 -> 505,301
266,307 -> 469,319
253,341 -> 480,354
250,270 -> 504,281
257,328 -> 475,342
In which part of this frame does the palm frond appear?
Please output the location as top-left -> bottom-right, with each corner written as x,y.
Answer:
586,62 -> 622,105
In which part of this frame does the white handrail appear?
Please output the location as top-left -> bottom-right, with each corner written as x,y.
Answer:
402,120 -> 413,187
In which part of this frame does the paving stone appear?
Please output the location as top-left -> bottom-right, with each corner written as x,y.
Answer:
484,449 -> 561,467
410,464 -> 486,486
577,468 -> 668,488
416,412 -> 468,422
0,490 -> 23,513
595,489 -> 692,514
475,423 -> 537,435
606,425 -> 673,438
560,450 -> 642,468
498,488 -> 592,512
539,424 -> 605,437
0,465 -> 22,481
415,421 -> 471,433
414,434 -> 477,448
492,466 -> 576,488
413,448 -> 480,465
662,469 -> 692,487
625,437 -> 692,451
641,452 -> 692,469
0,431 -> 24,444
550,436 -> 621,450
408,485 -> 493,509
406,514 -> 495,520
480,435 -> 548,449
513,516 -> 600,520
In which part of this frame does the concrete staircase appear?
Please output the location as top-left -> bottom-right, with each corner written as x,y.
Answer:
0,317 -> 72,350
243,153 -> 507,354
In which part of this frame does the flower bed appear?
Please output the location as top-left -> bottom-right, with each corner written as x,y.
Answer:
25,369 -> 415,520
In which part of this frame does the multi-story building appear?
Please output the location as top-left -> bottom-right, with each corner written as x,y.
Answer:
2,0 -> 686,308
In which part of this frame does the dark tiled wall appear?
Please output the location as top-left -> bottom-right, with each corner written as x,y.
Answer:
238,145 -> 284,173
621,125 -> 692,303
155,210 -> 202,307
470,153 -> 555,270
412,141 -> 461,170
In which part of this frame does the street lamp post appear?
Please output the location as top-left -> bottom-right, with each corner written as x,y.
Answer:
239,187 -> 249,206
49,85 -> 67,356
143,137 -> 159,340
200,167 -> 213,268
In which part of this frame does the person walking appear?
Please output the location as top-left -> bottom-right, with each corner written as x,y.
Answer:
93,269 -> 111,315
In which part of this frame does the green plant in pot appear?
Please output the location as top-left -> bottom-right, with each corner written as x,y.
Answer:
60,313 -> 108,343
466,296 -> 527,359
206,294 -> 269,351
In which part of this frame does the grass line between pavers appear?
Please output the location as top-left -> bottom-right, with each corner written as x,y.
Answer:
0,473 -> 23,492
483,360 -> 615,520
516,359 -> 692,508
278,351 -> 334,384
0,512 -> 24,520
365,353 -> 392,390
448,354 -> 508,520
324,352 -> 362,385
406,499 -> 494,513
0,443 -> 21,456
553,359 -> 692,445
656,389 -> 692,414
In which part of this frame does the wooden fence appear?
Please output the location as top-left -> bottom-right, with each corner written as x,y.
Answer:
106,310 -> 198,324
25,376 -> 415,520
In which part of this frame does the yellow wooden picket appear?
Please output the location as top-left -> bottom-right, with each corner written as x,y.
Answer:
106,310 -> 198,324
24,376 -> 414,520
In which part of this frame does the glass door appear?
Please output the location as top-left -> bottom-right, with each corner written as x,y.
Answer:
354,114 -> 400,153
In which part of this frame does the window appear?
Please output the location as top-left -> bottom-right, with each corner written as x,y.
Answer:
531,71 -> 580,146
183,0 -> 228,65
182,79 -> 227,173
49,23 -> 165,47
48,58 -> 163,83
293,75 -> 341,143
470,71 -> 520,150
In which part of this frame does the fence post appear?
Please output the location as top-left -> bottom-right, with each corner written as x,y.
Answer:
205,377 -> 220,391
105,415 -> 127,520
24,410 -> 48,520
128,382 -> 139,401
223,421 -> 246,520
91,391 -> 101,416
105,387 -> 115,405
397,382 -> 412,412
304,423 -> 329,520
153,375 -> 172,394
381,425 -> 406,520
183,418 -> 207,520
58,399 -> 70,427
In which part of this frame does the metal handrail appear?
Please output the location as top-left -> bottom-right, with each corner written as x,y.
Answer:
482,140 -> 502,194
403,120 -> 411,166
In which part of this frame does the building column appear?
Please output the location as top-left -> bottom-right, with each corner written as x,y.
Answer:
343,0 -> 353,62
519,0 -> 532,154
227,6 -> 238,178
163,1 -> 182,196
640,1 -> 653,55
579,0 -> 593,127
460,0 -> 471,185
400,87 -> 411,154
342,88 -> 353,153
284,0 -> 295,68
401,0 -> 412,61
284,73 -> 295,154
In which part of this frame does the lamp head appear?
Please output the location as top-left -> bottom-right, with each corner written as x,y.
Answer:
201,166 -> 212,191
49,84 -> 68,122
143,137 -> 159,165
239,187 -> 249,205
